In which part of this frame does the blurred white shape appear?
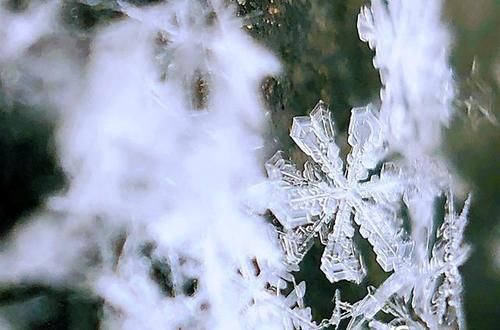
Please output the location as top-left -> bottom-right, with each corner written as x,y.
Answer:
0,1 -> 313,329
357,0 -> 455,157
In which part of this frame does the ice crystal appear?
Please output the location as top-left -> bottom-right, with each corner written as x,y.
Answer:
267,100 -> 471,328
266,101 -> 412,284
357,0 -> 455,156
457,59 -> 497,128
0,0 -> 472,328
267,0 -> 471,327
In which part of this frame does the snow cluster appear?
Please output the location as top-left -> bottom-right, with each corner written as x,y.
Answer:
267,0 -> 470,328
0,1 -> 310,329
0,0 -> 470,329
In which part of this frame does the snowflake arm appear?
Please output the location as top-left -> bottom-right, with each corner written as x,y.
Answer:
429,193 -> 471,329
320,202 -> 365,284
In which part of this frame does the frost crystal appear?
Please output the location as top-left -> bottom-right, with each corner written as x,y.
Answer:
266,0 -> 470,329
0,0 -> 473,328
268,100 -> 471,329
457,59 -> 497,128
267,101 -> 412,284
357,0 -> 455,156
267,0 -> 471,326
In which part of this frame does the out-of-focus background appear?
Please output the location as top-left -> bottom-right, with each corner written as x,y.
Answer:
0,0 -> 498,328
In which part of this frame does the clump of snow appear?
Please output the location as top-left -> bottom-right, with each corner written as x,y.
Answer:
0,1 -> 311,328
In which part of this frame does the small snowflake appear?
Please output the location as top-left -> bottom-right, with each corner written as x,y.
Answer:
457,59 -> 497,128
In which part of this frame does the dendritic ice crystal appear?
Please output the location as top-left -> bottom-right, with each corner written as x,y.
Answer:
266,101 -> 413,284
265,0 -> 473,327
266,102 -> 471,329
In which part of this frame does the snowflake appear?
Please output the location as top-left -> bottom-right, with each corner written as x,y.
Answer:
266,101 -> 471,329
266,101 -> 413,284
457,59 -> 497,128
344,192 -> 471,329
